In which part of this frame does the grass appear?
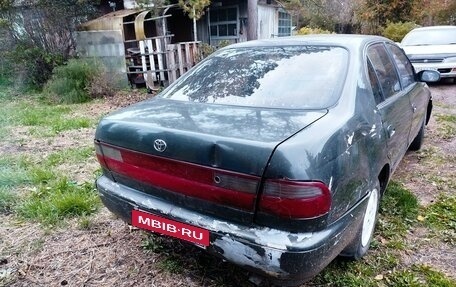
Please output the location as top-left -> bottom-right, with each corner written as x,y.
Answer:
423,195 -> 456,245
17,179 -> 100,225
0,155 -> 32,187
45,146 -> 94,166
0,146 -> 100,225
387,265 -> 456,287
0,86 -> 101,225
0,187 -> 18,213
435,114 -> 456,140
0,96 -> 94,138
377,181 -> 419,246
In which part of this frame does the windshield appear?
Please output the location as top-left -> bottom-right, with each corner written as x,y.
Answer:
160,46 -> 349,109
402,28 -> 456,46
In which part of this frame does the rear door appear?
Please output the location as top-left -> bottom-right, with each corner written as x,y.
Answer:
367,43 -> 413,170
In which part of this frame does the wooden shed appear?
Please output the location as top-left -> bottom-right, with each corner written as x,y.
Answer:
76,8 -> 200,89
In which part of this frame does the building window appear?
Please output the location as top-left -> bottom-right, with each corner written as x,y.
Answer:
278,11 -> 292,37
209,7 -> 238,38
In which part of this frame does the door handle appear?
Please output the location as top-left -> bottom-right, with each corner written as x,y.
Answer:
412,104 -> 417,113
387,125 -> 395,138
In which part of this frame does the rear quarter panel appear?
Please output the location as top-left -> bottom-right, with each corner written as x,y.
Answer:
263,59 -> 389,224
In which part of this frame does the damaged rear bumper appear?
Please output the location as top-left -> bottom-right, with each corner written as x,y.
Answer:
96,175 -> 368,285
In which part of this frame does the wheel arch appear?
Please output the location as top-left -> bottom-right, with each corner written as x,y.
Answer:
377,163 -> 390,196
426,99 -> 432,125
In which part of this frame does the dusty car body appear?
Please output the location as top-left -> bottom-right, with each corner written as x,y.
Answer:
95,35 -> 438,285
401,25 -> 456,78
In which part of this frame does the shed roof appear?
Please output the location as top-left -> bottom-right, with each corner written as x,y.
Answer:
78,9 -> 145,31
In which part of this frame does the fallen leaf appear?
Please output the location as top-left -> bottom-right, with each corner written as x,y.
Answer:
375,274 -> 384,280
417,215 -> 425,221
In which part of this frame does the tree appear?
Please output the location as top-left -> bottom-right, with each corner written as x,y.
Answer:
0,0 -> 99,89
1,0 -> 99,56
411,0 -> 456,25
357,0 -> 414,34
178,0 -> 211,41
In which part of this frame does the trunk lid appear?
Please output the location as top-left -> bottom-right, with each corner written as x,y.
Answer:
95,97 -> 327,221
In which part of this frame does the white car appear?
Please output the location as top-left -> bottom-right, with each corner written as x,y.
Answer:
401,26 -> 456,79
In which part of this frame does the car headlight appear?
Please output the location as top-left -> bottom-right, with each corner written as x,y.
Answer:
443,57 -> 456,63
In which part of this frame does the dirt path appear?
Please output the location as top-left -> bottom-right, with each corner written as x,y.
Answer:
1,84 -> 455,286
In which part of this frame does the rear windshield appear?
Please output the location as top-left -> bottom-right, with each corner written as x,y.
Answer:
402,28 -> 456,46
160,46 -> 348,109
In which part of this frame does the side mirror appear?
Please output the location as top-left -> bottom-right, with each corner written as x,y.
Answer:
417,70 -> 440,83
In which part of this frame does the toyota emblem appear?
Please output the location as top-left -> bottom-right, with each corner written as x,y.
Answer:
154,139 -> 167,152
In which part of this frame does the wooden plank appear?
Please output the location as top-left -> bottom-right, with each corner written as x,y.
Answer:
177,43 -> 184,76
124,34 -> 174,43
185,42 -> 191,70
123,14 -> 171,25
146,39 -> 157,82
139,41 -> 149,82
167,44 -> 177,83
155,38 -> 166,82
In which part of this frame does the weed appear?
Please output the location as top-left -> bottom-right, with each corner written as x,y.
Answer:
142,234 -> 168,253
78,216 -> 92,230
157,257 -> 184,274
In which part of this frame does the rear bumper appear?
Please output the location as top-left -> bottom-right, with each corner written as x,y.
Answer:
96,175 -> 368,285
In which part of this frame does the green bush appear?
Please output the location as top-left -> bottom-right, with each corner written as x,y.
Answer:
382,21 -> 418,42
297,26 -> 333,35
44,59 -> 100,104
7,42 -> 64,91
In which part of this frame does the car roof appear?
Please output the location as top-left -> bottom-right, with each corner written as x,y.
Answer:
224,34 -> 391,50
409,25 -> 456,32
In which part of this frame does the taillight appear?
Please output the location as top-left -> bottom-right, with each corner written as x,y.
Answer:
258,179 -> 331,219
94,142 -> 260,211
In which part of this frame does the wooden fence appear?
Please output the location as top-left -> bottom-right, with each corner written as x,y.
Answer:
166,42 -> 200,84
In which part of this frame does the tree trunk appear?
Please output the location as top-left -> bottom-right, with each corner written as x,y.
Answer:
193,8 -> 198,41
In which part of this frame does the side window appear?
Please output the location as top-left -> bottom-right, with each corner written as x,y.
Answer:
367,60 -> 384,105
367,44 -> 401,99
386,43 -> 415,88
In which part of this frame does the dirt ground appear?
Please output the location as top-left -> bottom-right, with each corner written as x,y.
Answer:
1,83 -> 455,286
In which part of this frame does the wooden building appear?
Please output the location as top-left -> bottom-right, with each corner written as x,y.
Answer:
75,0 -> 292,89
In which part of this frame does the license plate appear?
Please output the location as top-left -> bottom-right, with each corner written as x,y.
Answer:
132,210 -> 210,247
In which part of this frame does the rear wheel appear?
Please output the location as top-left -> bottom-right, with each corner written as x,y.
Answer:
341,182 -> 380,260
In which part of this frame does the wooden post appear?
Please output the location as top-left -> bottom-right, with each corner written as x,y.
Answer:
146,39 -> 157,82
177,44 -> 184,76
167,44 -> 177,83
247,0 -> 258,40
156,38 -> 165,83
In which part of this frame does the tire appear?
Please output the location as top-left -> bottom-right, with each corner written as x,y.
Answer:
341,182 -> 380,260
409,115 -> 425,151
